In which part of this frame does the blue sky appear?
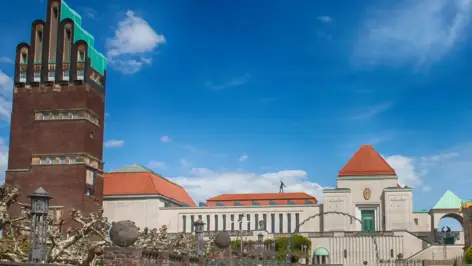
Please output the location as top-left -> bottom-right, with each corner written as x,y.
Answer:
0,0 -> 471,229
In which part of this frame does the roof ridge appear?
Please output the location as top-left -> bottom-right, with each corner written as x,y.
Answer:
110,164 -> 186,190
147,172 -> 161,195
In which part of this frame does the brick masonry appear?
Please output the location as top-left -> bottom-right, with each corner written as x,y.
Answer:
5,83 -> 105,230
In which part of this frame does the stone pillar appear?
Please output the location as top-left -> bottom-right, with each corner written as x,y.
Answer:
103,247 -> 143,266
182,256 -> 190,266
158,251 -> 169,266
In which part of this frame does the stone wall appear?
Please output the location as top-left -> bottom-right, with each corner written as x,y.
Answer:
103,247 -> 204,266
0,263 -> 60,266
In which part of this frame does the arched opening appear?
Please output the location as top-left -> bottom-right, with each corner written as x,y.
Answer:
313,247 -> 329,265
48,1 -> 59,62
437,213 -> 463,245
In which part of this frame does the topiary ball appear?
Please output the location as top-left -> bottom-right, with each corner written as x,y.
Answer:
214,231 -> 231,249
109,220 -> 140,247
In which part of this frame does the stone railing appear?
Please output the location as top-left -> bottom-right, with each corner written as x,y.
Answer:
203,231 -> 254,237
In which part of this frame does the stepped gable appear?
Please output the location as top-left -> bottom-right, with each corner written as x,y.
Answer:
338,145 -> 396,176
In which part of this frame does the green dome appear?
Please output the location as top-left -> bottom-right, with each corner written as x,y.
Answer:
314,248 -> 329,256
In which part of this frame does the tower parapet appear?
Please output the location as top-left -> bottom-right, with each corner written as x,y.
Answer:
14,0 -> 107,92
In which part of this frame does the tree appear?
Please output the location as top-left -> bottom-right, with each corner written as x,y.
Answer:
0,184 -> 213,265
274,235 -> 311,262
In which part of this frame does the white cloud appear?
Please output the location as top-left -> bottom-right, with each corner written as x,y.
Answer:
422,186 -> 432,193
349,102 -> 392,120
205,73 -> 250,91
385,155 -> 426,188
318,16 -> 332,23
0,70 -> 13,122
0,57 -> 13,64
81,7 -> 98,19
104,139 -> 124,148
239,153 -> 248,162
0,138 -> 8,184
317,31 -> 332,40
354,0 -> 472,67
170,168 -> 324,204
147,160 -> 167,170
107,10 -> 166,74
420,152 -> 460,162
180,159 -> 192,168
384,150 -> 461,190
160,135 -> 172,143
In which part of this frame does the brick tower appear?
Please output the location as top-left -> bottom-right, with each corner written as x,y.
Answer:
5,0 -> 107,230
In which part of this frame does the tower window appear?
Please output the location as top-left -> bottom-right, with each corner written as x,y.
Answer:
53,7 -> 58,18
89,132 -> 94,139
37,30 -> 43,42
78,50 -> 85,62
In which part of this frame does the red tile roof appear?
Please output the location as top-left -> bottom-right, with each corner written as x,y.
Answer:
338,145 -> 396,176
206,192 -> 317,206
104,165 -> 196,207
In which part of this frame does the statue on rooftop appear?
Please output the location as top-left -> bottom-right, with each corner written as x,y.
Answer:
279,180 -> 286,193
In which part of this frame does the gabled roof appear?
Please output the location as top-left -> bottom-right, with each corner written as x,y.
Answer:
338,145 -> 396,176
432,190 -> 462,209
104,164 -> 196,207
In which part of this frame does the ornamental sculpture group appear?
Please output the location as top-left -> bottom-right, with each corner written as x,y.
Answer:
0,183 -> 215,265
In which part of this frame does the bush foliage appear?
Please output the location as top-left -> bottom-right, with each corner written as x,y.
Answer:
465,246 -> 472,264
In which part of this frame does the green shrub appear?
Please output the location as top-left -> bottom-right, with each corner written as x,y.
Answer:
465,246 -> 472,264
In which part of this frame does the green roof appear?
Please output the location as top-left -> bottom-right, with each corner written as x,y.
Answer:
413,210 -> 429,213
112,164 -> 153,173
60,0 -> 107,75
314,248 -> 329,256
432,190 -> 462,209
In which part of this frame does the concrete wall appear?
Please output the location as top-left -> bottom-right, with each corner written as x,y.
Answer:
323,189 -> 354,231
103,197 -> 164,229
309,231 -> 431,265
411,212 -> 431,232
384,189 -> 413,231
407,244 -> 464,260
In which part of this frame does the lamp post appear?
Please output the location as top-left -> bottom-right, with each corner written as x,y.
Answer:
257,233 -> 264,251
194,218 -> 205,257
270,241 -> 276,260
237,214 -> 245,252
28,187 -> 52,263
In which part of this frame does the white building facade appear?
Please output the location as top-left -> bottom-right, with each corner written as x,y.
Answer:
103,145 -> 467,264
